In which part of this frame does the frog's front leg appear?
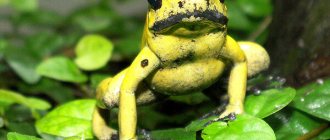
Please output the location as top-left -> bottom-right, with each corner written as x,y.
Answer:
219,35 -> 248,118
119,47 -> 160,140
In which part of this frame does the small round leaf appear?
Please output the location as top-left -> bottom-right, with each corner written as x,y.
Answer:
202,114 -> 276,140
74,35 -> 113,71
37,57 -> 87,83
245,88 -> 296,118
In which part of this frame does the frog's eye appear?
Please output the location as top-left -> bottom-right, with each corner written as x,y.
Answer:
147,0 -> 162,10
220,0 -> 225,3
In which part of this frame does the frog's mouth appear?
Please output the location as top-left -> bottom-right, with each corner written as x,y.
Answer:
151,10 -> 228,32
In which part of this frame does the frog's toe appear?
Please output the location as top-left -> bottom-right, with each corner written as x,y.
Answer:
219,104 -> 243,118
204,113 -> 237,127
98,128 -> 118,140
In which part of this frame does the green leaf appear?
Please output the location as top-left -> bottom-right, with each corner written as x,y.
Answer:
202,114 -> 275,140
74,35 -> 113,71
26,32 -> 65,57
291,79 -> 330,121
10,0 -> 38,12
18,78 -> 74,103
150,128 -> 195,140
0,89 -> 51,111
4,46 -> 41,84
7,132 -> 42,140
26,98 -> 51,110
265,108 -> 325,140
37,56 -> 87,83
245,88 -> 296,118
227,1 -> 253,31
236,0 -> 272,17
7,122 -> 38,136
316,128 -> 330,140
5,105 -> 34,122
36,99 -> 95,139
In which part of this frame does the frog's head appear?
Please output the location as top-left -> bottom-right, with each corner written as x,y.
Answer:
146,0 -> 227,36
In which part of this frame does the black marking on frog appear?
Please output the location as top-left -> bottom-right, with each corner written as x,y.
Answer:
148,0 -> 162,10
173,52 -> 194,66
141,59 -> 149,67
178,1 -> 184,8
205,0 -> 210,6
151,10 -> 228,32
220,0 -> 225,3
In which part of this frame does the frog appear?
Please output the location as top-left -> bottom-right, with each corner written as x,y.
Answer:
92,0 -> 270,139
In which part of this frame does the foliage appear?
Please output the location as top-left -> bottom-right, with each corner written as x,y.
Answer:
36,100 -> 95,139
0,0 -> 329,140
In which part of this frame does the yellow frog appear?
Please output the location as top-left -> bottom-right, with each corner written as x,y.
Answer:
93,0 -> 270,139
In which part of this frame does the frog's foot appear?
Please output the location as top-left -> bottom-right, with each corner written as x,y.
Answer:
219,104 -> 243,118
97,128 -> 118,140
93,107 -> 119,140
204,113 -> 237,127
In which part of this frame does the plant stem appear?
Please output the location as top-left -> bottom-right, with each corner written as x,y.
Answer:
247,16 -> 272,41
297,124 -> 329,140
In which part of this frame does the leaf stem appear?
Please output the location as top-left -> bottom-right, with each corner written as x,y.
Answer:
297,124 -> 329,140
247,16 -> 272,41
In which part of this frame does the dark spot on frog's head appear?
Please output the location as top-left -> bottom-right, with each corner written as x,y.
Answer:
191,39 -> 196,42
220,0 -> 225,3
178,1 -> 183,8
141,59 -> 149,67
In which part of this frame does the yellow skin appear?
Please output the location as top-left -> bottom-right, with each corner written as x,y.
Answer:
93,0 -> 270,139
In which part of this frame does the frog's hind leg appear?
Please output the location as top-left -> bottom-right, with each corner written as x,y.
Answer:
93,76 -> 118,140
93,69 -> 158,140
238,41 -> 270,77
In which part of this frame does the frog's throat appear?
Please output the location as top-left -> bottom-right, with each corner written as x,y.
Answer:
151,9 -> 228,32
